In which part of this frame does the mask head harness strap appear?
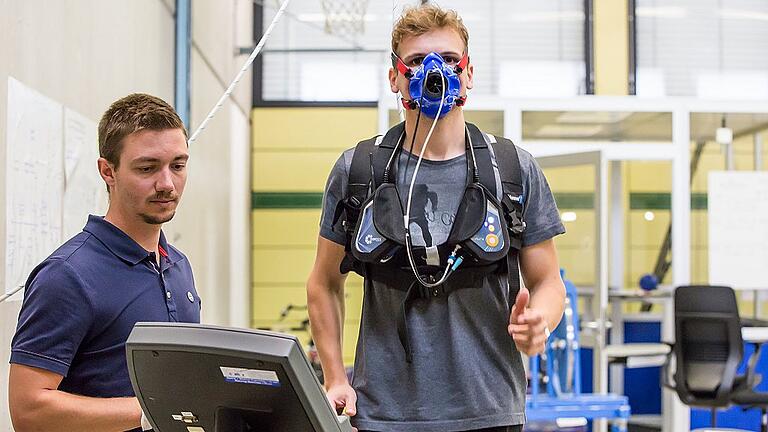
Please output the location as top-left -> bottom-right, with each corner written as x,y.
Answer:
391,51 -> 469,111
391,52 -> 414,79
453,53 -> 469,107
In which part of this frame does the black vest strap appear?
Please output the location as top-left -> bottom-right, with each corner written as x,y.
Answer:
347,121 -> 405,202
490,136 -> 525,251
489,135 -> 524,301
385,267 -> 492,363
507,249 -> 521,307
465,123 -> 496,198
338,136 -> 378,274
341,122 -> 527,361
339,123 -> 405,274
348,139 -> 376,205
372,122 -> 404,186
491,135 -> 523,195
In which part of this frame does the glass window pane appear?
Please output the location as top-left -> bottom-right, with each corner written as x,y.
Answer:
543,164 -> 596,287
636,0 -> 768,98
258,0 -> 587,102
522,111 -> 673,142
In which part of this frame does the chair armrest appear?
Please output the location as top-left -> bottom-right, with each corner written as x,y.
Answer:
660,341 -> 677,391
745,342 -> 764,388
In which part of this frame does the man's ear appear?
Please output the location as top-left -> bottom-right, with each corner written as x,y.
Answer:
98,157 -> 116,193
465,63 -> 474,91
389,67 -> 400,94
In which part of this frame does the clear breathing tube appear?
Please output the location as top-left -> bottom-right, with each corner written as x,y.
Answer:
403,68 -> 463,288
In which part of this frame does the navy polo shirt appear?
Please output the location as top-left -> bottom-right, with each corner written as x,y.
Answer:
11,215 -> 200,398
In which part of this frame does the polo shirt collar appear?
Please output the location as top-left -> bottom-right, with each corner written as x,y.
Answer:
84,215 -> 180,266
158,230 -> 184,265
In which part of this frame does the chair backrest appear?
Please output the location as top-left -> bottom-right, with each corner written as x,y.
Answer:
673,285 -> 744,407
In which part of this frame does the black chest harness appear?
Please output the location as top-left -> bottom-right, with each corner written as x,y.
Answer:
332,122 -> 526,362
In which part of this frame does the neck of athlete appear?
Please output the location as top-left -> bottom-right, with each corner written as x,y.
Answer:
403,107 -> 465,161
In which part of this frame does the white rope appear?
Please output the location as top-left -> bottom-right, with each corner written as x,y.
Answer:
188,0 -> 292,144
0,285 -> 24,303
1,3 -> 289,304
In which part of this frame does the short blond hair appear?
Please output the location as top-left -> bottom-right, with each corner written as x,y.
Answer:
391,4 -> 469,56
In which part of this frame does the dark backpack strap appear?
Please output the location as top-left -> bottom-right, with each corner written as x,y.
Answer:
337,123 -> 405,274
506,249 -> 521,303
334,136 -> 379,276
372,122 -> 405,186
343,122 -> 405,217
465,122 -> 497,198
347,137 -> 378,207
392,267 -> 493,363
333,136 -> 377,239
490,136 -> 526,251
489,134 -> 525,301
491,136 -> 523,193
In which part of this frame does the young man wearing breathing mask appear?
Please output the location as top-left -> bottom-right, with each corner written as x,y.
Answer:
308,5 -> 566,431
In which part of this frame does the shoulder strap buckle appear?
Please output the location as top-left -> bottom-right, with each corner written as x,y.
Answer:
502,192 -> 526,233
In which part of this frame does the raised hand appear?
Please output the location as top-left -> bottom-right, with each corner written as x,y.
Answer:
508,287 -> 548,355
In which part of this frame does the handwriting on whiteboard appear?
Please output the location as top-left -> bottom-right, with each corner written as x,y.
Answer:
5,77 -> 64,294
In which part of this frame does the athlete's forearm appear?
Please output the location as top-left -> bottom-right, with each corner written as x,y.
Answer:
520,239 -> 566,332
307,277 -> 349,387
529,277 -> 566,331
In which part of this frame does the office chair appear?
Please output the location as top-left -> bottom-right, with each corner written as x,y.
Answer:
731,346 -> 768,432
662,285 -> 768,431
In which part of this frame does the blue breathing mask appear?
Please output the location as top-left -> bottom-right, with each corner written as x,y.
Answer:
394,51 -> 467,119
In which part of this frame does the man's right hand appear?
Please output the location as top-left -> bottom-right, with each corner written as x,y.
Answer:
325,382 -> 357,417
325,382 -> 358,432
307,237 -> 357,430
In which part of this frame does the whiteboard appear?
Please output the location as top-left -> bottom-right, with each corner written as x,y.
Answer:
708,171 -> 768,290
4,78 -> 106,297
5,78 -> 64,295
63,108 -> 108,239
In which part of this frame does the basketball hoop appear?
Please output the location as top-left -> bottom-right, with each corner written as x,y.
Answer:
319,0 -> 370,37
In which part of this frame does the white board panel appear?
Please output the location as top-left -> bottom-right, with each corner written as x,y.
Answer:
63,108 -> 108,240
708,171 -> 768,290
5,77 -> 64,295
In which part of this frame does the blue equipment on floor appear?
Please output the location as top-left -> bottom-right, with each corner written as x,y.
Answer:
526,270 -> 630,432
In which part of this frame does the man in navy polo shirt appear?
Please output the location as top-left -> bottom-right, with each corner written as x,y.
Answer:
9,93 -> 199,432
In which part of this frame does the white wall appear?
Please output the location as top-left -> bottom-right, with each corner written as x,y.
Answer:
0,0 -> 252,429
168,0 -> 252,328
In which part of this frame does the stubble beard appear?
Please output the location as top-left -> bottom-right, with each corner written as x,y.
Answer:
139,211 -> 176,225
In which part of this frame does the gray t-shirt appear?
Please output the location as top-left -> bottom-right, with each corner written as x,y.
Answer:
319,131 -> 565,432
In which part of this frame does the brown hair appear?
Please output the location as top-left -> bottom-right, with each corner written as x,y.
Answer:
98,93 -> 187,168
391,4 -> 469,56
